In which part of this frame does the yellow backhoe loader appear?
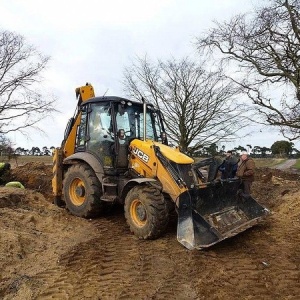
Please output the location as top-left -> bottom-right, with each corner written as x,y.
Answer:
52,83 -> 269,250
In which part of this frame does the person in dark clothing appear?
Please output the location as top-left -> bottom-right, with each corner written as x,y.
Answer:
218,150 -> 239,179
236,151 -> 255,195
0,162 -> 11,184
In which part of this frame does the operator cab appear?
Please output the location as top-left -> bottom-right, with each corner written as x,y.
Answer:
75,96 -> 167,174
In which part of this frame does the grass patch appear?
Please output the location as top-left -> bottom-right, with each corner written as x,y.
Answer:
253,158 -> 287,168
0,155 -> 52,166
293,159 -> 300,169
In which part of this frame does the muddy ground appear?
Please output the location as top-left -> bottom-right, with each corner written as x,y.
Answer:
0,162 -> 300,299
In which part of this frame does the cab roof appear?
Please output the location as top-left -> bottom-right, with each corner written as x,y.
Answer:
82,96 -> 149,106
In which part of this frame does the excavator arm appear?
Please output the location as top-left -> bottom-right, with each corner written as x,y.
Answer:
52,83 -> 95,203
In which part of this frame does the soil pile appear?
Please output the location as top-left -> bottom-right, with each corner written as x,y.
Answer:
9,162 -> 53,199
0,163 -> 300,299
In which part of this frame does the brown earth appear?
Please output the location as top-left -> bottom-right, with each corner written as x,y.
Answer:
0,162 -> 300,299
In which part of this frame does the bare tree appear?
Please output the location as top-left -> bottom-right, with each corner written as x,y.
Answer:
0,134 -> 12,155
196,0 -> 300,141
123,56 -> 248,155
0,30 -> 56,135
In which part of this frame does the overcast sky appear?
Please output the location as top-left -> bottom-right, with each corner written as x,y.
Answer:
2,0 -> 295,151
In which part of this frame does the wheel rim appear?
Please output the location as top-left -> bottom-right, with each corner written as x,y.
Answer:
130,199 -> 147,227
69,178 -> 86,206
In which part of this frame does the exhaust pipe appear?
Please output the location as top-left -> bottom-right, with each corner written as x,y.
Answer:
142,97 -> 146,141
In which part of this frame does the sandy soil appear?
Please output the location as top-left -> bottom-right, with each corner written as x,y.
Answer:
0,162 -> 300,299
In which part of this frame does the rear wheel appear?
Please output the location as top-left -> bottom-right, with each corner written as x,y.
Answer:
124,185 -> 169,239
63,163 -> 104,218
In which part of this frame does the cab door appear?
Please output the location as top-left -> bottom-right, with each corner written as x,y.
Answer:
86,102 -> 116,170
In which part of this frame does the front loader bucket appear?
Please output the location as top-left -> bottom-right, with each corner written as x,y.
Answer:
177,179 -> 269,250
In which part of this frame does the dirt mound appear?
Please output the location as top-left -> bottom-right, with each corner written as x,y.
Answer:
0,187 -> 97,300
252,167 -> 300,209
255,167 -> 300,181
9,162 -> 53,199
0,165 -> 300,299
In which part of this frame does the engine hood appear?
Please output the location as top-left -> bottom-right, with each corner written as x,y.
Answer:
153,142 -> 194,164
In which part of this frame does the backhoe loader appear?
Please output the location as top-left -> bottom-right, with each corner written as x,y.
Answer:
52,83 -> 269,250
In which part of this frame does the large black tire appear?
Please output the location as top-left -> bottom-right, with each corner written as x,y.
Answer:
124,185 -> 169,240
63,163 -> 104,218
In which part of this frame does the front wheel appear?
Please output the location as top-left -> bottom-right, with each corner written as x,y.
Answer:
124,185 -> 169,240
63,163 -> 104,218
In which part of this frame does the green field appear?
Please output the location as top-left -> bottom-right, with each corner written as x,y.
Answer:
293,159 -> 300,169
253,158 -> 287,168
1,155 -> 53,167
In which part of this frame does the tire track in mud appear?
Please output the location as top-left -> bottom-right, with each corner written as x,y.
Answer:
31,213 -> 201,299
31,213 -> 140,299
13,202 -> 300,300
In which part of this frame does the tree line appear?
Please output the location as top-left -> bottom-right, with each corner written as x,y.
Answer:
194,140 -> 299,158
0,145 -> 55,157
14,146 -> 55,156
0,140 -> 295,159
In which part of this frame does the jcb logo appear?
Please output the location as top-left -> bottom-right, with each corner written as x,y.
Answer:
132,147 -> 149,163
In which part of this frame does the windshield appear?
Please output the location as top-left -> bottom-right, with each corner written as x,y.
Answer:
87,100 -> 165,145
85,100 -> 165,169
115,102 -> 163,142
